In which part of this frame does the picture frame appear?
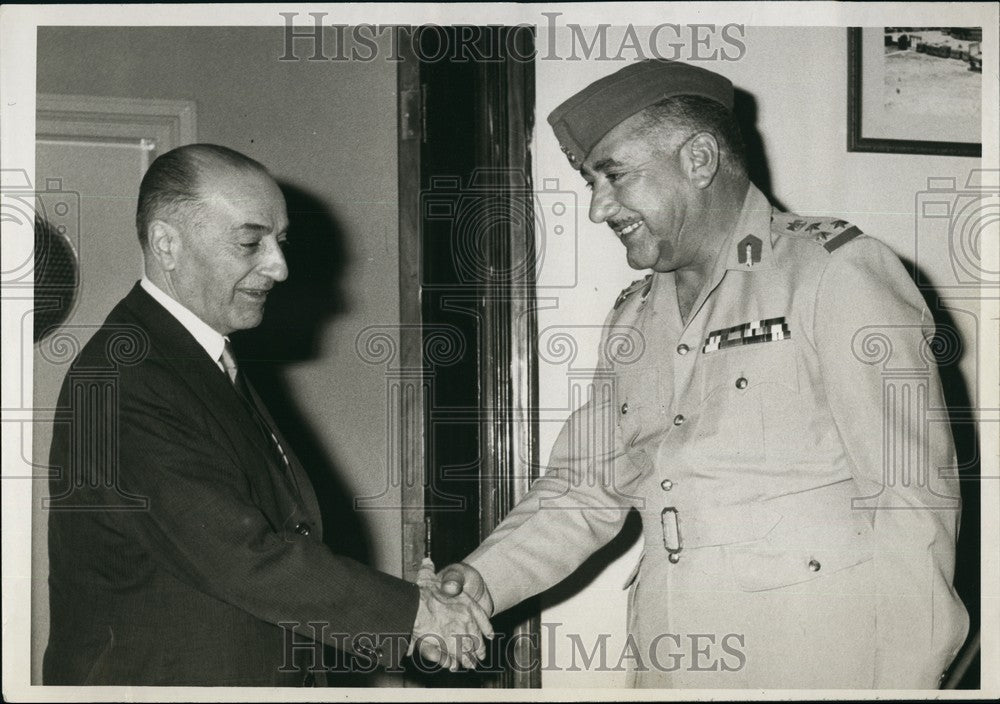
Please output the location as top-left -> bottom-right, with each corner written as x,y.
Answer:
847,26 -> 982,157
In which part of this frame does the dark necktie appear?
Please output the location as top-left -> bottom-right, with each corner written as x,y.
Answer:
220,339 -> 291,473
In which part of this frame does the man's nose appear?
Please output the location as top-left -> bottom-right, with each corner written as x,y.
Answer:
261,240 -> 289,282
588,181 -> 619,224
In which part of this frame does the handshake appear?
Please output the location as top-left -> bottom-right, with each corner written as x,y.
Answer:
408,558 -> 496,670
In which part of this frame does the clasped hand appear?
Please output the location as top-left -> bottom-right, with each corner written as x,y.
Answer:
409,558 -> 494,670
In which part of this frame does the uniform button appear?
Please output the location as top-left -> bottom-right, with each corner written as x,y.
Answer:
668,552 -> 681,564
676,343 -> 689,355
660,479 -> 673,491
621,402 -> 629,415
295,522 -> 312,536
673,414 -> 685,426
808,559 -> 821,572
735,377 -> 748,389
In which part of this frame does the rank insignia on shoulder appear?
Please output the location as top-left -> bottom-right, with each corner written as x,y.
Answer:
821,225 -> 862,253
702,317 -> 791,353
614,274 -> 653,310
772,210 -> 864,253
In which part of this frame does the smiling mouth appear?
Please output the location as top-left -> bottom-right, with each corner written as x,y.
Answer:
238,289 -> 271,301
613,220 -> 644,238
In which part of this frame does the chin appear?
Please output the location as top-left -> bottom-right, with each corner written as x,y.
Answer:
231,314 -> 264,332
624,241 -> 661,270
625,252 -> 654,271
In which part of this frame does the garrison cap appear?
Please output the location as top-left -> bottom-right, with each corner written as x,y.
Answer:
548,59 -> 734,168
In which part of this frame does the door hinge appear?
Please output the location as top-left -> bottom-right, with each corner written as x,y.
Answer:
400,85 -> 426,142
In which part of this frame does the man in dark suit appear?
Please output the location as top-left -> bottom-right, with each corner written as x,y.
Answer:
43,144 -> 490,686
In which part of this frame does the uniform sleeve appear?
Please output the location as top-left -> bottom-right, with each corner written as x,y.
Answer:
813,237 -> 969,688
465,321 -> 645,614
114,372 -> 419,669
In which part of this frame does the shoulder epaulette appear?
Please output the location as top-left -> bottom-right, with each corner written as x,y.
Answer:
614,274 -> 653,310
770,211 -> 864,253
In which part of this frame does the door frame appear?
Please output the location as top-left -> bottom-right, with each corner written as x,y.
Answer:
37,94 -> 196,156
396,26 -> 541,688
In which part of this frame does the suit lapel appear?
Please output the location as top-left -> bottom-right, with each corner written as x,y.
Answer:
119,284 -> 303,508
241,376 -> 323,531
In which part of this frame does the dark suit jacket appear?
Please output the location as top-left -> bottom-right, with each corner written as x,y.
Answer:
43,283 -> 418,686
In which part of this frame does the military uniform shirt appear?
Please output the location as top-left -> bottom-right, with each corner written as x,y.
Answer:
466,184 -> 968,688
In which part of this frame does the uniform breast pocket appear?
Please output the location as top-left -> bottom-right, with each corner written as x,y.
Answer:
616,365 -> 661,436
694,341 -> 800,465
699,339 -> 799,401
616,366 -> 662,473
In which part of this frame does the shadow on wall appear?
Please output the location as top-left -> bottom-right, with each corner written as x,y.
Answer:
233,182 -> 369,566
232,183 -> 400,686
908,258 -> 981,690
733,88 -> 788,212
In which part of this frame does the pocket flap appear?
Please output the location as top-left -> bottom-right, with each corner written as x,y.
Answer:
729,544 -> 873,592
701,338 -> 799,401
727,509 -> 873,592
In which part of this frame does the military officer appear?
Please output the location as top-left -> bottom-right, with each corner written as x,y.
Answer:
439,59 -> 969,688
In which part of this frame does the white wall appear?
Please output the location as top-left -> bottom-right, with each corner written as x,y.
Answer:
533,25 -> 982,687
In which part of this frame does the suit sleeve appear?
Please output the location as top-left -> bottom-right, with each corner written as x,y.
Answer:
813,237 -> 969,688
114,369 -> 418,669
465,320 -> 645,613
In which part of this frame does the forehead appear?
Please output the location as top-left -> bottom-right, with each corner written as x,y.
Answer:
197,167 -> 286,223
581,112 -> 658,172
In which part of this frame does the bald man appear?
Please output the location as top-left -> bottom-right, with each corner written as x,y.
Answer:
43,144 -> 489,686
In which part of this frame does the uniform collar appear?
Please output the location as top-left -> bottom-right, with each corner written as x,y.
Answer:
663,183 -> 774,332
722,183 -> 775,272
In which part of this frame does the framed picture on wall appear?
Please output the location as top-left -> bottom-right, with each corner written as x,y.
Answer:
847,27 -> 982,157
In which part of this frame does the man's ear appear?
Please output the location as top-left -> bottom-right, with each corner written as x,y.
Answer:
681,131 -> 720,190
147,219 -> 182,271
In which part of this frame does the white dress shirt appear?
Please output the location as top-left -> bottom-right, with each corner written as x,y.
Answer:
140,276 -> 227,373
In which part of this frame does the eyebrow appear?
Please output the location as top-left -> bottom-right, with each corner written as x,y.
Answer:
591,157 -> 625,173
231,223 -> 287,237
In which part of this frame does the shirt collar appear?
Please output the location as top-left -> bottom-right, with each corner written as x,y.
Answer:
140,276 -> 227,367
723,183 -> 775,272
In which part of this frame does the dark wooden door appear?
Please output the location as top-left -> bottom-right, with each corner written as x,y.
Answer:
397,25 -> 541,688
